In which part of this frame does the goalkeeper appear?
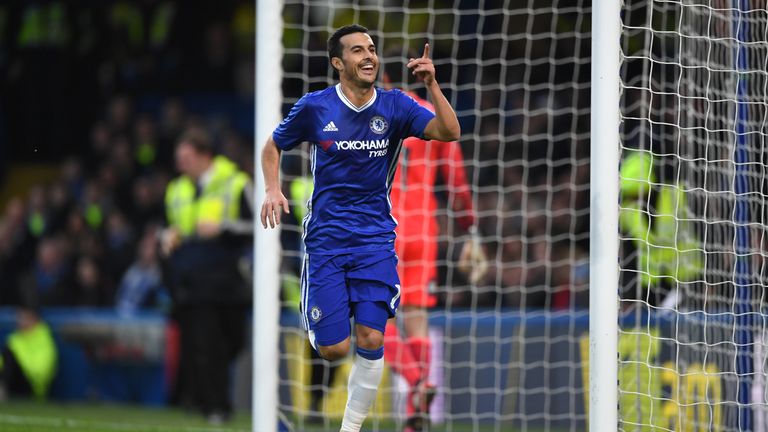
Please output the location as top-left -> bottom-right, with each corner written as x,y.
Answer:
260,25 -> 460,432
382,58 -> 487,431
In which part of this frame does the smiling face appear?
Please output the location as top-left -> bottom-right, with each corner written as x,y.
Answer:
332,32 -> 379,88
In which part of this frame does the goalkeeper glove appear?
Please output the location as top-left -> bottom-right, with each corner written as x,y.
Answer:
458,226 -> 488,284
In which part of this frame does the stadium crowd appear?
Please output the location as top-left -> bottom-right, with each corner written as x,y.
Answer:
0,0 -> 591,313
0,103 -> 589,313
0,95 -> 252,312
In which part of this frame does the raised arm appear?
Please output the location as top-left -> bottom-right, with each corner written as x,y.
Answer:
260,136 -> 290,229
407,43 -> 460,142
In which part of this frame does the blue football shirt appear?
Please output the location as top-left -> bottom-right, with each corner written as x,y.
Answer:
272,84 -> 436,254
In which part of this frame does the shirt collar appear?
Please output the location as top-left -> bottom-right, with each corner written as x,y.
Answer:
335,84 -> 377,113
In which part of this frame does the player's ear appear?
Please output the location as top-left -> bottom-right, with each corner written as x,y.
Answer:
331,57 -> 343,72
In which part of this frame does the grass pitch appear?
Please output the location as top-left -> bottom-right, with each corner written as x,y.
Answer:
0,400 -> 250,432
0,400 -> 561,432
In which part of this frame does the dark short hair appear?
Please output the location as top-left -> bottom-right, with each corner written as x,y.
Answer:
327,24 -> 370,63
177,128 -> 214,156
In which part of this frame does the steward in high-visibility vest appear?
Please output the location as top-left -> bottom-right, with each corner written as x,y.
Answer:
165,156 -> 250,239
619,150 -> 702,307
160,129 -> 253,420
161,129 -> 254,304
0,307 -> 57,399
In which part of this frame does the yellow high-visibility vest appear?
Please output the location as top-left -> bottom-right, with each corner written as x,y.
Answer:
620,151 -> 702,285
165,156 -> 249,237
7,322 -> 57,399
289,176 -> 314,224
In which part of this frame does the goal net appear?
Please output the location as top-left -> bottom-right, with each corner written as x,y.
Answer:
260,0 -> 766,431
618,1 -> 768,431
273,1 -> 592,431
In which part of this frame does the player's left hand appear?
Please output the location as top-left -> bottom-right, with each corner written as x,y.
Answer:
458,228 -> 488,285
407,43 -> 436,86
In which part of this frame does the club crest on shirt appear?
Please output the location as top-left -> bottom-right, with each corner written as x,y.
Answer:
310,306 -> 322,321
369,116 -> 388,135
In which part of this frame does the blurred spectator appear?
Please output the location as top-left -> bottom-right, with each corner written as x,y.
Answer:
17,236 -> 71,307
134,114 -> 161,171
128,175 -> 166,235
0,198 -> 34,305
160,128 -> 253,423
619,150 -> 703,310
86,122 -> 114,172
158,98 -> 188,157
104,136 -> 138,206
70,255 -> 114,306
80,180 -> 110,232
62,208 -> 91,258
550,242 -> 589,310
493,236 -> 530,308
60,157 -> 86,197
107,95 -> 134,137
105,211 -> 136,278
25,186 -> 49,241
231,1 -> 254,59
219,129 -> 253,176
116,227 -> 169,316
0,305 -> 58,400
182,22 -> 234,92
46,182 -> 73,236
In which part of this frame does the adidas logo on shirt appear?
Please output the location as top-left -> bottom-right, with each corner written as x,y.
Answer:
323,121 -> 339,132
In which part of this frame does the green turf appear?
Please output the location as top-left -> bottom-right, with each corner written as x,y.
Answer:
0,400 -> 251,432
0,400 -> 561,432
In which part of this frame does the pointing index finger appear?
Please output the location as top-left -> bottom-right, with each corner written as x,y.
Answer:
422,43 -> 430,59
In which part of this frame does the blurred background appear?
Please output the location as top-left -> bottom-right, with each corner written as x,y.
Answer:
0,0 -> 259,298
0,0 -> 258,422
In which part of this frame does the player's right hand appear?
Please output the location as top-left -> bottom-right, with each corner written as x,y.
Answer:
261,189 -> 290,229
407,43 -> 436,86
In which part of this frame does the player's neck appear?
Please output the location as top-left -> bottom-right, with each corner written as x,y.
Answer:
338,81 -> 375,108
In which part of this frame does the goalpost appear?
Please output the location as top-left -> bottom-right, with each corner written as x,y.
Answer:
253,1 -> 283,431
253,1 -> 768,431
590,0 -> 620,430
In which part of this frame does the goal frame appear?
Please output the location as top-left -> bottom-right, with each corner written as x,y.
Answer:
588,0 -> 621,431
253,0 -> 284,432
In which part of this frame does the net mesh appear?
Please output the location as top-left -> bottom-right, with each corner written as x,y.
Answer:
619,1 -> 768,431
276,2 -> 591,431
264,0 -> 768,430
